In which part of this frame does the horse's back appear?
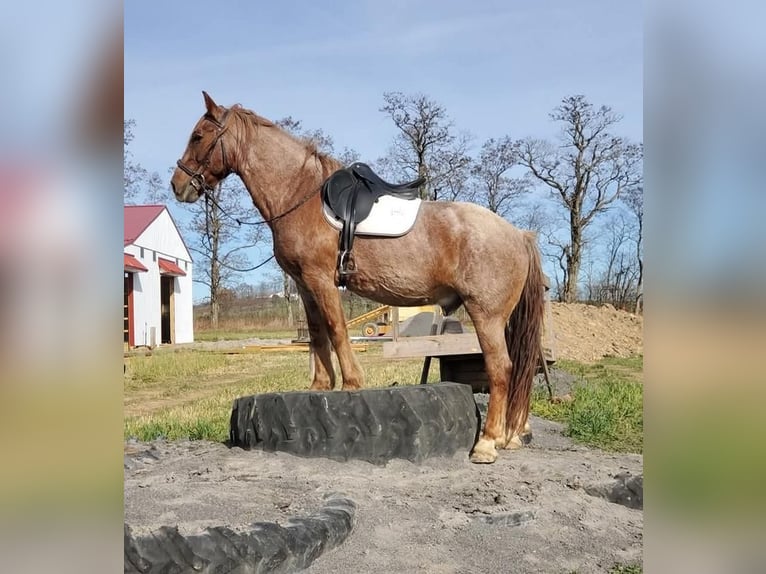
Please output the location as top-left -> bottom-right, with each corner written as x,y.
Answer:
417,200 -> 529,246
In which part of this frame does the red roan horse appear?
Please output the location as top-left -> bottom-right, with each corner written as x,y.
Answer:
171,92 -> 545,463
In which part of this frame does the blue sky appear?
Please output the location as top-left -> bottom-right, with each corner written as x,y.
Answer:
125,0 -> 642,301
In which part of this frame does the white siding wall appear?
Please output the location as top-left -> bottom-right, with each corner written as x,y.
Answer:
126,208 -> 194,345
125,247 -> 161,346
173,267 -> 194,343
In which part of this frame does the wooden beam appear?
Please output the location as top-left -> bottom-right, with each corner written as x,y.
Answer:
383,333 -> 482,359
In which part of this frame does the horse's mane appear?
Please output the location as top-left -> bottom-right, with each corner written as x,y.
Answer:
228,104 -> 340,174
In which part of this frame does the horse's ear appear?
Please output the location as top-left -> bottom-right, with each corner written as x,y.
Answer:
202,91 -> 222,119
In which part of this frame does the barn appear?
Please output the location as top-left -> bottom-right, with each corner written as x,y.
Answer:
124,205 -> 194,349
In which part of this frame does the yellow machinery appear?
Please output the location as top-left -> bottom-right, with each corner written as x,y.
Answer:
345,305 -> 392,337
346,305 -> 441,337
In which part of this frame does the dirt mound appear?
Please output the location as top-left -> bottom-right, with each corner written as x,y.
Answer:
549,303 -> 643,363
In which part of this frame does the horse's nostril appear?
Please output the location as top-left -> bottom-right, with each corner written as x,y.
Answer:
170,181 -> 176,195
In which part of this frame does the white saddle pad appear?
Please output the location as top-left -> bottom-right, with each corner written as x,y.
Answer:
323,195 -> 422,237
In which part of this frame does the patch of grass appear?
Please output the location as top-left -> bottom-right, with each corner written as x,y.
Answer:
531,355 -> 643,453
125,408 -> 229,442
194,329 -> 295,342
124,345 -> 434,442
529,386 -> 571,423
609,564 -> 642,574
126,352 -> 230,387
567,377 -> 642,453
557,355 -> 643,383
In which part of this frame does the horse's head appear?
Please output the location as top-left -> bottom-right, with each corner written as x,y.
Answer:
171,91 -> 234,203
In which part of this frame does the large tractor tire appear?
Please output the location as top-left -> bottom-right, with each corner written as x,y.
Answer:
230,382 -> 480,464
125,494 -> 356,574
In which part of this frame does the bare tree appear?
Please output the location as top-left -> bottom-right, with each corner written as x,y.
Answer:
622,185 -> 644,313
124,119 -> 165,204
275,116 -> 335,155
337,147 -> 360,167
430,132 -> 473,202
436,150 -> 472,202
514,200 -> 551,236
517,95 -> 643,302
470,136 -> 530,217
186,179 -> 266,329
597,214 -> 639,308
379,92 -> 471,201
539,224 -> 573,302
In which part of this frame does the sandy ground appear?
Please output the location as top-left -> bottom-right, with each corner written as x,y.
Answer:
125,414 -> 642,573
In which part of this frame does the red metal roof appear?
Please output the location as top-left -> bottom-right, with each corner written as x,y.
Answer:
124,205 -> 165,246
158,257 -> 186,276
124,253 -> 148,272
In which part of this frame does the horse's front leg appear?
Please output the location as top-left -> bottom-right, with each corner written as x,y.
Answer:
302,276 -> 364,391
298,287 -> 336,391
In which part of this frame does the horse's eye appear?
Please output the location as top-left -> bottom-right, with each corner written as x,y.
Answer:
191,133 -> 202,143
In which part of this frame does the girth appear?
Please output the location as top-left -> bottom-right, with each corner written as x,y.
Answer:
321,162 -> 424,287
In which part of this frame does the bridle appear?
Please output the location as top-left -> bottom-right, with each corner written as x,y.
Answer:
175,109 -> 231,195
175,107 -> 323,228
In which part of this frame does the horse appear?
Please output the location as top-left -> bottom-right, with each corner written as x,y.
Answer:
170,92 -> 545,464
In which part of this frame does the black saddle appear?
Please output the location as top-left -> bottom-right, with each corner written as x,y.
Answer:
321,162 -> 424,286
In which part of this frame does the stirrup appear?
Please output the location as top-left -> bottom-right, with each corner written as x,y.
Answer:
338,250 -> 358,274
337,250 -> 357,288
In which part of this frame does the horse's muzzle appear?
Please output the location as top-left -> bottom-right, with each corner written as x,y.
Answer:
170,176 -> 201,203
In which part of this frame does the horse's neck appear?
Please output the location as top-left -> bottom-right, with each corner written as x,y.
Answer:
234,129 -> 330,223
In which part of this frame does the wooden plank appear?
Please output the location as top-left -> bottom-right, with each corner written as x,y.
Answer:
382,333 -> 482,359
222,343 -> 369,354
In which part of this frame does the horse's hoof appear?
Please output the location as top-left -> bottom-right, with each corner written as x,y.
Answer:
309,381 -> 332,391
470,439 -> 498,464
503,434 -> 524,450
494,436 -> 510,449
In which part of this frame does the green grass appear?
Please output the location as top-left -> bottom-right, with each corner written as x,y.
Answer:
568,565 -> 641,574
194,329 -> 295,342
124,344 -> 436,442
531,355 -> 643,453
125,341 -> 642,451
127,352 -> 230,387
609,564 -> 642,574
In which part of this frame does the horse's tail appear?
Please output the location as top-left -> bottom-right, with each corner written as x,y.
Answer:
505,231 -> 546,438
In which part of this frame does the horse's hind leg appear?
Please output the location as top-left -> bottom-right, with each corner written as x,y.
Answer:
504,412 -> 531,450
466,312 -> 512,464
298,287 -> 336,391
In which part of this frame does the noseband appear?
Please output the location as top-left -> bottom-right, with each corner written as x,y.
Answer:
176,109 -> 231,194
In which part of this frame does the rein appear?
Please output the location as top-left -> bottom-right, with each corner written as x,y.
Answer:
202,183 -> 321,227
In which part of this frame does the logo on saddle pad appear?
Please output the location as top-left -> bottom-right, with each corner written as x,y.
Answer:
323,195 -> 422,236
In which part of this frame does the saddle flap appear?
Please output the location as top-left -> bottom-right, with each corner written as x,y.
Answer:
322,169 -> 358,221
